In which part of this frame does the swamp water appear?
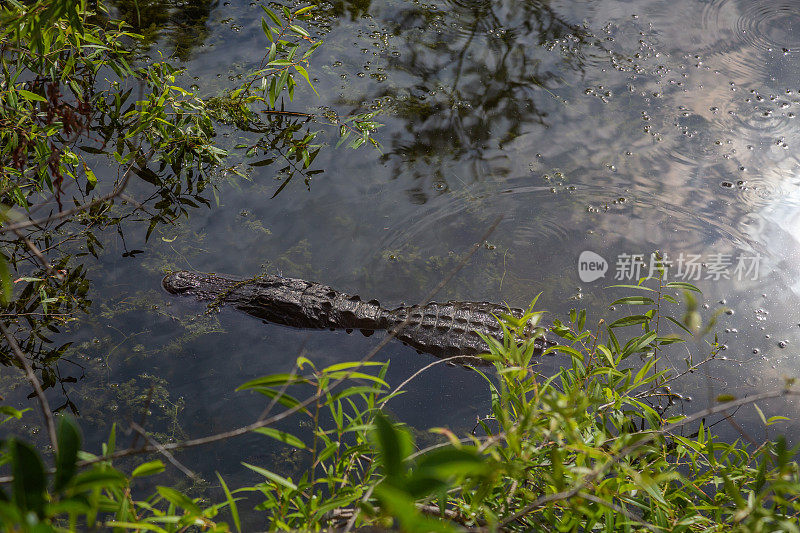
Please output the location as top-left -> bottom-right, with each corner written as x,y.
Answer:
5,0 -> 800,507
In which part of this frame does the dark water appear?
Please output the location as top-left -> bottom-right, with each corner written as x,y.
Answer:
6,0 -> 800,508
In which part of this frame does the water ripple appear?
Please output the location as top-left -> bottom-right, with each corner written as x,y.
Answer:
702,0 -> 800,51
698,0 -> 800,77
380,179 -> 767,258
735,1 -> 800,53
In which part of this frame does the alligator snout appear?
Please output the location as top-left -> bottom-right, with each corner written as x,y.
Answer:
162,270 -> 199,294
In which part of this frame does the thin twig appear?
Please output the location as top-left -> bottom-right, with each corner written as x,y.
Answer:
329,498 -> 482,530
722,410 -> 759,447
0,321 -> 58,452
118,192 -> 147,210
379,356 -> 476,408
130,422 -> 199,481
12,228 -> 58,277
407,434 -> 496,462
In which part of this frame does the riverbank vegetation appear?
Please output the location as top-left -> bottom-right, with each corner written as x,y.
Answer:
2,274 -> 800,531
1,0 -> 799,531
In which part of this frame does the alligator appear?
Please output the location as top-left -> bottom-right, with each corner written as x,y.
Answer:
162,270 -> 553,361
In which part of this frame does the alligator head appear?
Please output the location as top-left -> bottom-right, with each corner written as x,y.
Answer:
162,270 -> 201,294
162,270 -> 240,300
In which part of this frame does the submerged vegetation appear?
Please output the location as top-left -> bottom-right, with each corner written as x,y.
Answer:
0,0 -> 799,531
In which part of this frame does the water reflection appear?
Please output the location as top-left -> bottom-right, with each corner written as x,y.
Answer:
109,0 -> 216,60
318,0 -> 800,427
363,0 -> 606,201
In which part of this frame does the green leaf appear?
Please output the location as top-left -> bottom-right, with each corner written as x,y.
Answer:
105,522 -> 168,532
753,404 -> 767,425
664,281 -> 702,292
261,19 -> 273,42
0,258 -> 12,304
302,40 -> 323,59
606,284 -> 656,292
293,64 -> 317,95
545,345 -> 584,361
289,24 -> 310,37
416,447 -> 487,478
106,423 -> 117,456
374,484 -> 456,533
610,296 -> 655,306
609,315 -> 649,328
217,473 -> 241,533
294,5 -> 316,15
323,361 -> 385,373
766,416 -> 790,425
656,336 -> 684,345
332,385 -> 383,402
0,406 -> 26,422
242,463 -> 297,491
9,439 -> 46,516
157,486 -> 202,515
665,315 -> 693,336
53,416 -> 81,492
625,330 -> 657,355
17,89 -> 46,102
131,460 -> 166,478
84,166 -> 97,185
373,413 -> 404,479
69,468 -> 126,493
248,387 -> 309,414
236,374 -> 307,391
716,394 -> 736,402
325,371 -> 388,387
261,6 -> 282,26
596,344 -> 614,366
252,427 -> 306,449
